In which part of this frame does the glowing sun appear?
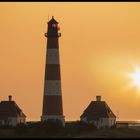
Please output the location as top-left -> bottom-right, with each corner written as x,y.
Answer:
126,65 -> 140,92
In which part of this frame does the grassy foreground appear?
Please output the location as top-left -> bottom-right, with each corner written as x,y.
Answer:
0,121 -> 140,138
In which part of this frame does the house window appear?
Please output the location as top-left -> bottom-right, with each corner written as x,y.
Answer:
113,119 -> 115,124
100,119 -> 103,124
110,120 -> 112,125
111,119 -> 114,125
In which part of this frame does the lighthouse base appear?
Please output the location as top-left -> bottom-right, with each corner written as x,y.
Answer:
41,115 -> 65,127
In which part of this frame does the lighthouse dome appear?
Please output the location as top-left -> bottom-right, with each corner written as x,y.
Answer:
48,16 -> 58,24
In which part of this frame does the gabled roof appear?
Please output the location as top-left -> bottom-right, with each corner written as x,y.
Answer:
0,101 -> 26,120
80,101 -> 116,120
48,16 -> 58,24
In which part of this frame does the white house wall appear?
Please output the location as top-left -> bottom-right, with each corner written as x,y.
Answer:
0,117 -> 26,126
97,118 -> 116,128
8,117 -> 17,126
17,117 -> 25,124
80,117 -> 116,128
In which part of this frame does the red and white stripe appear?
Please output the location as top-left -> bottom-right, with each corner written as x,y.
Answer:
41,18 -> 65,126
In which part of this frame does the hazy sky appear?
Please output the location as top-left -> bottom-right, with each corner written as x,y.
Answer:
0,2 -> 140,121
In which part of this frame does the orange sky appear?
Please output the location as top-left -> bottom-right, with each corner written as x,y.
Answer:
0,2 -> 140,121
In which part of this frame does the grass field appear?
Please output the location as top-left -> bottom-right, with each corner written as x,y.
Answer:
0,122 -> 140,138
75,128 -> 140,138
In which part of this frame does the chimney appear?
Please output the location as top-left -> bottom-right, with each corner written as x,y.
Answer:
8,95 -> 12,101
96,96 -> 101,101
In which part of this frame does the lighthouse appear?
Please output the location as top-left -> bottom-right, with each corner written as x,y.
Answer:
41,16 -> 65,126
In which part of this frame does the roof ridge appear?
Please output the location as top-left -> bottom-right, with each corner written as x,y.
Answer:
80,100 -> 116,119
13,102 -> 26,117
0,100 -> 26,118
104,102 -> 116,118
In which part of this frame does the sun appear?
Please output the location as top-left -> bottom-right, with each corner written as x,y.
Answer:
126,65 -> 140,92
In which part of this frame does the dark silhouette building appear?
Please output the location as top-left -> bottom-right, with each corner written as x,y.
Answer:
41,16 -> 65,126
0,95 -> 26,126
80,96 -> 116,128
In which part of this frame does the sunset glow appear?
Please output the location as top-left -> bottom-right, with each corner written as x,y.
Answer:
0,2 -> 140,121
127,66 -> 140,93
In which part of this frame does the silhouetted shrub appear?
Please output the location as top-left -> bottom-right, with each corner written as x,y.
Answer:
15,123 -> 28,135
44,119 -> 64,136
110,124 -> 117,129
15,120 -> 64,137
63,121 -> 96,136
14,120 -> 97,137
0,125 -> 14,129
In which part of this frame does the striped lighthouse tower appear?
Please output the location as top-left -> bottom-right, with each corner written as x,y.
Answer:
41,16 -> 65,126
